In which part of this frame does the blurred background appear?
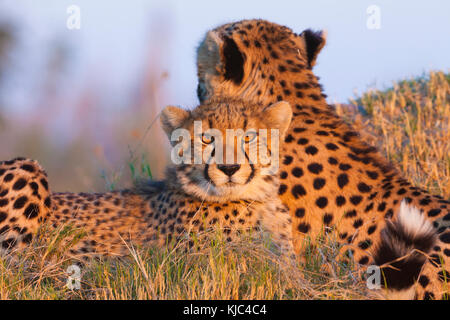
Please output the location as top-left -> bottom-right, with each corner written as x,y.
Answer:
0,0 -> 449,192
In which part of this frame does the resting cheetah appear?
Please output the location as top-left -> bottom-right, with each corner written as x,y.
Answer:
196,19 -> 450,299
0,99 -> 294,260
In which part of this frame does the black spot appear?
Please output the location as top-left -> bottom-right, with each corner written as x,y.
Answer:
428,209 -> 441,217
12,178 -> 27,191
292,185 -> 307,199
350,196 -> 363,206
22,233 -> 32,244
367,225 -> 377,235
296,91 -> 304,98
295,208 -> 305,218
377,202 -> 387,212
316,197 -> 328,209
418,275 -> 430,288
364,203 -> 374,212
297,138 -> 308,145
397,188 -> 407,195
366,171 -> 379,180
4,173 -> 14,182
283,155 -> 293,165
337,174 -> 349,188
13,196 -> 28,209
280,171 -> 288,179
284,134 -> 294,143
0,212 -> 7,223
323,213 -> 333,225
305,146 -> 318,155
336,196 -> 346,207
368,192 -> 378,200
424,292 -> 435,300
358,239 -> 372,250
344,210 -> 357,218
278,184 -> 287,195
307,163 -> 323,174
23,203 -> 39,219
339,163 -> 352,171
385,209 -> 394,219
297,222 -> 310,233
293,126 -> 307,133
358,256 -> 369,265
325,143 -> 339,151
292,167 -> 304,178
40,178 -> 49,191
357,182 -> 372,193
353,219 -> 363,228
313,178 -> 326,190
20,164 -> 35,172
420,198 -> 431,206
2,238 -> 16,249
0,199 -> 8,207
328,157 -> 338,165
439,232 -> 450,244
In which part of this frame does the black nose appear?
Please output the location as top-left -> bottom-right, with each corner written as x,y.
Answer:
217,164 -> 241,177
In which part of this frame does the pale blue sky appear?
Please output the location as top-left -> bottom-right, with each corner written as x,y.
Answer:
0,0 -> 449,112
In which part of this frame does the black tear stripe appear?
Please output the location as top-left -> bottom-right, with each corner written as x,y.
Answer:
222,36 -> 245,85
242,150 -> 256,184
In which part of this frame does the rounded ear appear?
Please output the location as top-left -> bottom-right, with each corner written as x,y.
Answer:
196,31 -> 224,78
160,106 -> 190,137
197,31 -> 245,86
263,101 -> 293,138
300,29 -> 327,68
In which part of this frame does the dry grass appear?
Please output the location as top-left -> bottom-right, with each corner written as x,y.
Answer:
0,225 -> 370,300
0,70 -> 448,300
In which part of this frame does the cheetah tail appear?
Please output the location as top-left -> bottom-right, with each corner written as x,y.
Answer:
373,200 -> 437,299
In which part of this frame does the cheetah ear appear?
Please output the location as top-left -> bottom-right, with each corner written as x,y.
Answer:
197,31 -> 245,96
160,106 -> 190,138
263,101 -> 293,138
300,29 -> 326,68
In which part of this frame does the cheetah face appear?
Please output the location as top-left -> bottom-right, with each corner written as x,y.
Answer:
196,19 -> 326,103
160,99 -> 292,202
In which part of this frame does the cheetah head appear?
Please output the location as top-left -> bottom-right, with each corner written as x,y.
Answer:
160,99 -> 292,202
196,19 -> 326,103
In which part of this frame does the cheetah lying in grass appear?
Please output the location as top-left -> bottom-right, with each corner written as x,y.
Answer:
0,99 -> 295,261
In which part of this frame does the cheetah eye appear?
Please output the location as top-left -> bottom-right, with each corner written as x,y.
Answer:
201,134 -> 215,145
243,131 -> 257,143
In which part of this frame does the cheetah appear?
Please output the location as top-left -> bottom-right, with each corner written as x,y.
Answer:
0,99 -> 295,260
196,19 -> 450,299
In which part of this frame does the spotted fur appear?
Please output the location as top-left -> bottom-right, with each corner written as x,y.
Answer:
0,99 -> 295,260
196,19 -> 450,299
